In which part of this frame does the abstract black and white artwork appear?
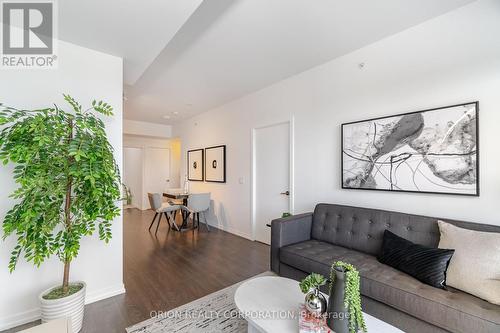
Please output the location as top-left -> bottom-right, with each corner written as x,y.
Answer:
342,102 -> 479,196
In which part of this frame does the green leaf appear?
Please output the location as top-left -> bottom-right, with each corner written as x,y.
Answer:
0,97 -> 120,279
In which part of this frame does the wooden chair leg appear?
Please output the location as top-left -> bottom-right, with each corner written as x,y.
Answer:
155,213 -> 163,235
191,212 -> 196,234
164,212 -> 171,230
202,212 -> 209,231
148,213 -> 158,231
171,211 -> 180,231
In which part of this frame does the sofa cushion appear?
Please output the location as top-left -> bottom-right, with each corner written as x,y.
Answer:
280,240 -> 500,333
438,221 -> 500,305
378,230 -> 455,289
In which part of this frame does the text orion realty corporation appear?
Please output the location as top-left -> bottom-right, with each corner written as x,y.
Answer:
1,0 -> 57,68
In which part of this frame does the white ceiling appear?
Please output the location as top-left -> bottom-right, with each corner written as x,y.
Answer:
60,0 -> 476,124
58,0 -> 203,85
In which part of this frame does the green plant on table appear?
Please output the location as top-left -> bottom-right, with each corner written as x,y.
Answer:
329,261 -> 367,333
300,272 -> 327,294
0,95 -> 121,296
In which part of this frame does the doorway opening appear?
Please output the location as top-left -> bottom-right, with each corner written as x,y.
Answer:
122,136 -> 182,211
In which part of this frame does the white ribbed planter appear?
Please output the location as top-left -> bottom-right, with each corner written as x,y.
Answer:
39,282 -> 86,333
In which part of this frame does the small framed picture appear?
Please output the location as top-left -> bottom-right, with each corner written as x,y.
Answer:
187,149 -> 204,181
205,145 -> 226,183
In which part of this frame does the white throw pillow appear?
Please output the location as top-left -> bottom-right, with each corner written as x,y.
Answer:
438,220 -> 500,305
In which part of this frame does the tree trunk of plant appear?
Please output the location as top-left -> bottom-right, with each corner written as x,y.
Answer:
62,178 -> 72,293
62,260 -> 71,293
62,119 -> 74,294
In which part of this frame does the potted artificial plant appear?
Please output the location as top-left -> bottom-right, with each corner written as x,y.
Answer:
327,261 -> 367,333
299,272 -> 328,317
0,95 -> 121,332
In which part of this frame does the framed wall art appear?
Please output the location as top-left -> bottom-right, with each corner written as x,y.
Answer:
341,102 -> 479,196
187,149 -> 204,181
205,145 -> 226,183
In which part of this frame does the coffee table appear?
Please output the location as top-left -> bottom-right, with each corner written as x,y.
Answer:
234,276 -> 403,333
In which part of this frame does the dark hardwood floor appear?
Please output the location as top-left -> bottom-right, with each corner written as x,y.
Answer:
4,208 -> 270,333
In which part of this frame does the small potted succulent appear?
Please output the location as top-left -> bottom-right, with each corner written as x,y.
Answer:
299,272 -> 328,317
327,261 -> 367,333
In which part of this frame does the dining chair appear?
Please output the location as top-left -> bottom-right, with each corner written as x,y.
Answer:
147,193 -> 181,234
182,192 -> 211,232
166,198 -> 184,220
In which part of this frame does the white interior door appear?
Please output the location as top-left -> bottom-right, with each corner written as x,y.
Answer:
144,148 -> 171,209
254,122 -> 290,244
123,147 -> 143,209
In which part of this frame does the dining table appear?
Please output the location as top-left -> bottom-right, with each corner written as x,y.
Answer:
163,189 -> 189,205
163,189 -> 191,231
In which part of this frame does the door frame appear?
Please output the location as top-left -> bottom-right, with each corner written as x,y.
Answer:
123,146 -> 145,210
251,117 -> 295,242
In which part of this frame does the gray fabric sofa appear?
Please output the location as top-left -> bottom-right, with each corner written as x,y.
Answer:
271,203 -> 500,333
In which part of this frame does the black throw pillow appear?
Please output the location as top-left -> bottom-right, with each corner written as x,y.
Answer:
377,230 -> 454,289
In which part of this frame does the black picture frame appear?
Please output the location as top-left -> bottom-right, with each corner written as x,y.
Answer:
187,149 -> 204,181
204,145 -> 226,183
341,101 -> 479,196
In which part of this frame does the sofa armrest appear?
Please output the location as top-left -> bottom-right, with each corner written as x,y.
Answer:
270,212 -> 313,274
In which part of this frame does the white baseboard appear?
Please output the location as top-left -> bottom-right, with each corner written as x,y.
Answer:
85,283 -> 126,304
0,308 -> 40,331
0,283 -> 126,331
210,223 -> 253,240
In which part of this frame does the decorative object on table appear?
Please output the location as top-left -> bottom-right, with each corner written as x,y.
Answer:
300,273 -> 328,317
342,101 -> 479,196
0,95 -> 121,333
327,261 -> 366,333
183,174 -> 190,193
187,148 -> 204,181
122,183 -> 133,205
378,230 -> 455,289
438,220 -> 500,304
282,212 -> 292,218
299,303 -> 332,333
204,145 -> 226,183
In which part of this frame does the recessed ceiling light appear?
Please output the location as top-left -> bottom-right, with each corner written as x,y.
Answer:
173,111 -> 179,115
162,115 -> 171,119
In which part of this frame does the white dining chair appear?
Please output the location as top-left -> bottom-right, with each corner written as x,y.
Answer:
147,193 -> 181,234
182,192 -> 211,232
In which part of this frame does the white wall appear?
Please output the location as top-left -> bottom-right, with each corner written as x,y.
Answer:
0,42 -> 123,329
123,147 -> 144,209
174,0 -> 500,240
123,119 -> 172,138
123,135 -> 182,209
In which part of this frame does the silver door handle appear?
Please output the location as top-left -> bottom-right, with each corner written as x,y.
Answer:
280,191 -> 290,196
